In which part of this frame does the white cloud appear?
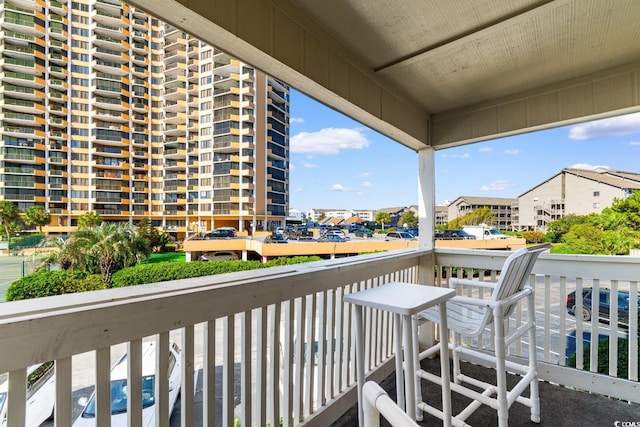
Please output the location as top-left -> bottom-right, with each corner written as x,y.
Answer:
478,147 -> 493,153
441,152 -> 470,159
568,112 -> 640,140
294,187 -> 304,192
628,141 -> 640,146
568,163 -> 610,171
505,149 -> 520,155
303,162 -> 317,168
362,181 -> 372,188
357,172 -> 371,178
478,180 -> 514,191
290,117 -> 304,123
289,163 -> 296,170
356,191 -> 365,196
291,128 -> 370,154
331,184 -> 356,192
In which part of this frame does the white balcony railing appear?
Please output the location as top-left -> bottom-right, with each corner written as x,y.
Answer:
0,248 -> 638,426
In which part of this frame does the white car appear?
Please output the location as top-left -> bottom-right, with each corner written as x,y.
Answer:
72,341 -> 182,426
0,361 -> 55,427
385,231 -> 417,241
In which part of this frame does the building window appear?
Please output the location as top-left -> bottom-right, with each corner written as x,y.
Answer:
593,202 -> 600,209
593,191 -> 600,197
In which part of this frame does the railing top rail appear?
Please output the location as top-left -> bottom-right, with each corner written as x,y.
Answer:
434,248 -> 640,281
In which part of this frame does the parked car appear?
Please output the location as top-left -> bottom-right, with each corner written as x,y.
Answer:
567,288 -> 640,328
385,231 -> 417,241
264,233 -> 288,243
462,225 -> 508,240
0,361 -> 55,427
204,227 -> 237,239
287,226 -> 313,240
318,233 -> 347,242
322,227 -> 346,238
73,341 -> 182,426
438,229 -> 476,240
354,228 -> 373,238
199,251 -> 240,261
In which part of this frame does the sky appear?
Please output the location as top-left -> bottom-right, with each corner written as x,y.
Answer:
289,89 -> 640,212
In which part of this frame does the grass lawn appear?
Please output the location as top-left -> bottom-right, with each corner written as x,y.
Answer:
142,252 -> 185,264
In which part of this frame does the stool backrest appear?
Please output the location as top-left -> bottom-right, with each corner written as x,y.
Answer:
489,243 -> 551,320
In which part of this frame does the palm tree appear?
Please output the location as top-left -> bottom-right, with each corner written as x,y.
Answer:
50,222 -> 151,285
0,200 -> 19,242
89,223 -> 150,283
23,205 -> 51,234
77,211 -> 103,230
375,211 -> 392,231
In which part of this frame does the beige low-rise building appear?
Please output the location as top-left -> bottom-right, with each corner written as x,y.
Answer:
518,167 -> 640,231
447,196 -> 518,229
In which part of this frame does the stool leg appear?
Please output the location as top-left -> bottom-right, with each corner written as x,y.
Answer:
494,307 -> 509,427
527,292 -> 541,423
403,314 -> 416,420
412,315 -> 423,421
394,313 -> 405,411
354,305 -> 365,427
439,305 -> 452,427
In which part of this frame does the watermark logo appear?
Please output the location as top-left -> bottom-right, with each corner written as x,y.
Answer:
615,422 -> 640,427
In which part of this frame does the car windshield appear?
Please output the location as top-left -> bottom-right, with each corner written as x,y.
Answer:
488,229 -> 502,235
81,375 -> 155,417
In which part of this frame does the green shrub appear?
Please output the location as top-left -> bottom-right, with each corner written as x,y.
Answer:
6,256 -> 324,301
550,243 -> 584,254
264,256 -> 322,266
112,256 -> 324,287
111,260 -> 266,287
568,336 -> 640,378
6,271 -> 107,301
522,230 -> 546,244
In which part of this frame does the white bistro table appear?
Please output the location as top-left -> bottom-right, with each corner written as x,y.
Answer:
344,282 -> 455,427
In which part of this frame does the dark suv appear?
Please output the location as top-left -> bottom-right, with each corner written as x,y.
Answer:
204,227 -> 237,239
567,288 -> 639,328
287,226 -> 313,240
439,229 -> 476,240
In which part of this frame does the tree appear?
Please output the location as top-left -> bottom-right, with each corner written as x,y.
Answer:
398,211 -> 418,228
375,211 -> 392,230
136,218 -> 170,253
23,205 -> 51,234
77,211 -> 103,229
545,214 -> 589,243
447,207 -> 495,230
52,222 -> 151,285
560,224 -> 605,254
0,200 -> 20,242
604,189 -> 640,230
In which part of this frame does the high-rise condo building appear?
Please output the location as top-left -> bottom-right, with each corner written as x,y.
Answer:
0,0 -> 289,237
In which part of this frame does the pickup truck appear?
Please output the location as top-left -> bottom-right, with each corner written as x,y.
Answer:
287,226 -> 314,240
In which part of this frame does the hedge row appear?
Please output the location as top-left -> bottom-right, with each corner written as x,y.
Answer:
111,260 -> 266,287
6,256 -> 323,301
6,271 -> 107,301
568,336 -> 640,379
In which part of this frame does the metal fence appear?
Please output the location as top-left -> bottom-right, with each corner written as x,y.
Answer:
0,255 -> 49,302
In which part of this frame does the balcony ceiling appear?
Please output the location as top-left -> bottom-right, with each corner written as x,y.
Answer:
130,0 -> 640,151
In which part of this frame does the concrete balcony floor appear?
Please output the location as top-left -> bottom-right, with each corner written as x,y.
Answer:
332,357 -> 640,427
